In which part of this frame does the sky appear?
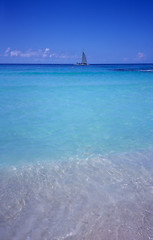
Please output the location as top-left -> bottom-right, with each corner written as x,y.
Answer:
0,0 -> 153,64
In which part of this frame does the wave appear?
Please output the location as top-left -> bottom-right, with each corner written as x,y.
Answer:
0,151 -> 153,239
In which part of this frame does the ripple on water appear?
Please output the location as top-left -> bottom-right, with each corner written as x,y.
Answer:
0,151 -> 153,240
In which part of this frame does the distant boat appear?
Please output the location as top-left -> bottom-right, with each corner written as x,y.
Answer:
77,51 -> 88,65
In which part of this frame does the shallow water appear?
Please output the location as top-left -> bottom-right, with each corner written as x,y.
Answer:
0,64 -> 153,239
1,152 -> 153,240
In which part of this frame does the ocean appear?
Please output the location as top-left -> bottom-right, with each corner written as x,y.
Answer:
0,64 -> 153,239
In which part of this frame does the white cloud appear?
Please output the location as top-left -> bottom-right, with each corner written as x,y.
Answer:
3,48 -> 78,60
10,50 -> 21,57
7,49 -> 45,58
20,50 -> 43,58
137,52 -> 145,59
4,47 -> 11,56
44,48 -> 50,52
43,48 -> 51,58
49,53 -> 56,58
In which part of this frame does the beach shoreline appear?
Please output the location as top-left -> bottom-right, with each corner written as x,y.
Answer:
1,151 -> 153,239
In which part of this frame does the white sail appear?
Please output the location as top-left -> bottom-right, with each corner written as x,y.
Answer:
82,52 -> 87,64
76,51 -> 88,65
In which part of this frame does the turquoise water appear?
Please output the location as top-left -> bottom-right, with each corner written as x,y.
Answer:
1,64 -> 153,166
1,64 -> 153,239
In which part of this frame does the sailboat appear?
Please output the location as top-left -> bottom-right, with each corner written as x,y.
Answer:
77,51 -> 88,65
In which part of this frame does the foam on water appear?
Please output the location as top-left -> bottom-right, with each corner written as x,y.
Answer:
0,151 -> 153,240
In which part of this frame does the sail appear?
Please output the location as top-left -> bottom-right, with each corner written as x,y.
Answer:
82,52 -> 87,64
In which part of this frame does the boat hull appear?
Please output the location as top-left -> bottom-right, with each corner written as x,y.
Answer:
76,63 -> 88,65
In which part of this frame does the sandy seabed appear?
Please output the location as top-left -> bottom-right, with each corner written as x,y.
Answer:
0,151 -> 153,240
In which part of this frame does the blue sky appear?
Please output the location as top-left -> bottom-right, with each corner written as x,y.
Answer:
0,0 -> 153,63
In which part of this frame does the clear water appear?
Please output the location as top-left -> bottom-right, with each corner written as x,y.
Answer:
0,64 -> 153,239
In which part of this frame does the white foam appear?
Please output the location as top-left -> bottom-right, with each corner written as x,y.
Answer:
0,151 -> 153,239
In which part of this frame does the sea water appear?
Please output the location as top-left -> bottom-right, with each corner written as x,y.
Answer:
0,64 -> 153,239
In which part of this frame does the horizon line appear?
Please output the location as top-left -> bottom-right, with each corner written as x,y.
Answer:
0,63 -> 153,65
